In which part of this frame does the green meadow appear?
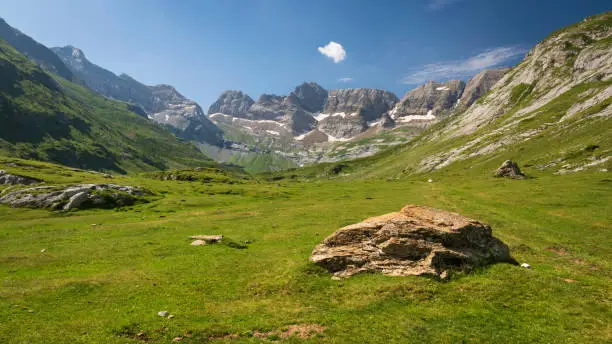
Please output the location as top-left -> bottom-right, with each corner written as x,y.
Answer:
1,157 -> 610,343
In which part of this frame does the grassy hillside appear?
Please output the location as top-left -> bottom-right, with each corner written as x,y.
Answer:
0,155 -> 610,343
0,39 -> 213,173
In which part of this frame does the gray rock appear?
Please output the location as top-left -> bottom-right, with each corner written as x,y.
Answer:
0,184 -> 149,210
0,170 -> 41,185
63,191 -> 89,210
495,160 -> 526,179
157,311 -> 169,317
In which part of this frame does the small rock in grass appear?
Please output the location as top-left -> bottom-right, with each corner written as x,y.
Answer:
172,337 -> 183,342
189,235 -> 223,243
168,314 -> 175,319
27,309 -> 34,313
520,263 -> 531,269
40,249 -> 46,253
158,311 -> 169,317
427,179 -> 434,183
331,276 -> 342,281
190,240 -> 206,246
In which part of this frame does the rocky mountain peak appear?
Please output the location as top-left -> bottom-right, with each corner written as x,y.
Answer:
391,79 -> 465,124
52,46 -> 88,71
207,90 -> 254,117
0,18 -> 75,81
291,82 -> 328,113
457,67 -> 510,111
324,88 -> 399,121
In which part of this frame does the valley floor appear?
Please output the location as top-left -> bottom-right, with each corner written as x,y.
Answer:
0,167 -> 610,343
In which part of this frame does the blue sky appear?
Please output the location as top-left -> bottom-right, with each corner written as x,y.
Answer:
1,0 -> 610,107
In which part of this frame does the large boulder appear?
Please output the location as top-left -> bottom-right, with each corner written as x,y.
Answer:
495,160 -> 526,179
310,205 -> 515,279
0,184 -> 149,210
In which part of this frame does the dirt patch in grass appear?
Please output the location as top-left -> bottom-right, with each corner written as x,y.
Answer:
548,246 -> 571,255
254,324 -> 327,340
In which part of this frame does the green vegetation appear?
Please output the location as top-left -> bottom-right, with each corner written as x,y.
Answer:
0,155 -> 610,343
0,10 -> 610,344
0,39 -> 213,173
509,83 -> 534,104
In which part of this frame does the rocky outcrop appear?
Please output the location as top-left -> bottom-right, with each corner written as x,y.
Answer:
208,90 -> 254,117
0,170 -> 41,185
292,82 -> 328,113
457,67 -> 510,112
0,18 -> 75,81
317,114 -> 366,139
0,184 -> 149,210
392,80 -> 465,123
310,205 -> 515,279
495,160 -> 526,179
324,89 -> 398,122
149,85 -> 223,144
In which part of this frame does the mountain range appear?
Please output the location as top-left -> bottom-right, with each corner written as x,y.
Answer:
0,12 -> 609,176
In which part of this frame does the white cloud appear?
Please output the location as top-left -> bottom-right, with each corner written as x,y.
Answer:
400,46 -> 526,84
427,0 -> 462,11
338,77 -> 354,83
318,41 -> 346,63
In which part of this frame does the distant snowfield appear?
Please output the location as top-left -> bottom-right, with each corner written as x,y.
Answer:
436,86 -> 450,91
396,110 -> 436,123
314,112 -> 357,121
325,132 -> 352,142
295,131 -> 313,141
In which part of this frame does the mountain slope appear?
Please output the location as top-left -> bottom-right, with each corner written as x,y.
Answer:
0,39 -> 214,172
0,18 -> 74,81
274,12 -> 611,180
52,45 -> 223,145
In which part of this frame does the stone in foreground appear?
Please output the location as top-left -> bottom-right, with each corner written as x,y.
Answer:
310,205 -> 515,279
495,160 -> 526,179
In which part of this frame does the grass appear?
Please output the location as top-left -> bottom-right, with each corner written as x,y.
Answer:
0,157 -> 610,343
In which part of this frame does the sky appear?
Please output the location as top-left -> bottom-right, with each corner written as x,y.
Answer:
1,0 -> 610,107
